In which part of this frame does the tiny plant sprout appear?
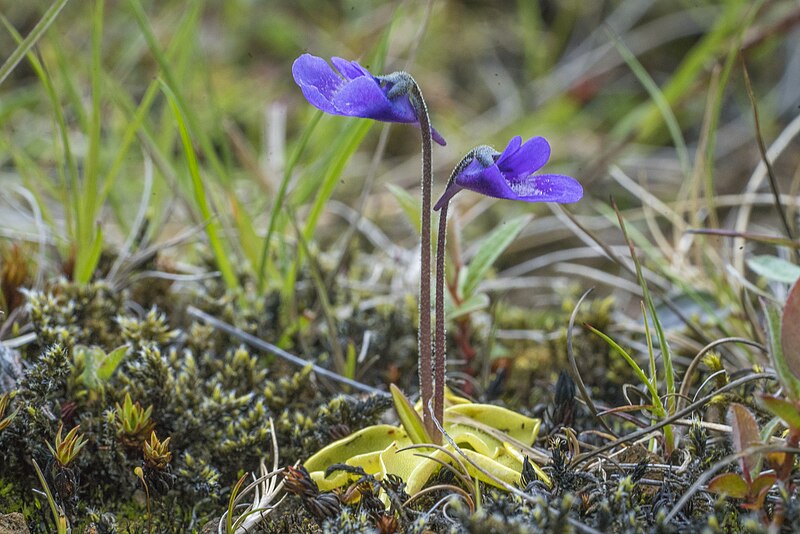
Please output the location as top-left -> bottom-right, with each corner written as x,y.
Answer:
115,393 -> 155,447
47,423 -> 88,468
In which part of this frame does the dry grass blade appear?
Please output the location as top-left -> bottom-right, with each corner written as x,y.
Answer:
567,287 -> 617,438
740,54 -> 797,250
732,112 -> 800,273
686,228 -> 800,249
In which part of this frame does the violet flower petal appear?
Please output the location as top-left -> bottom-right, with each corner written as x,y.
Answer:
330,56 -> 368,79
332,76 -> 417,122
511,174 -> 584,203
454,161 -> 510,199
292,53 -> 446,145
292,55 -> 345,113
497,136 -> 550,178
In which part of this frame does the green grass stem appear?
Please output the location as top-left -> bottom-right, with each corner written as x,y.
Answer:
167,89 -> 238,289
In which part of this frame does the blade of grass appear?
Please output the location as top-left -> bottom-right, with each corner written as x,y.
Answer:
279,118 -> 372,302
256,109 -> 323,293
595,201 -> 731,340
31,459 -> 67,534
129,0 -> 259,268
0,0 -> 71,86
99,1 -> 203,237
699,1 -> 763,229
166,88 -> 238,289
1,15 -> 81,259
301,119 -> 373,241
288,207 -> 345,372
74,0 -> 106,282
74,223 -> 104,283
584,323 -> 666,420
741,54 -> 797,253
50,32 -> 89,132
610,201 -> 679,451
612,200 -> 676,420
127,0 -> 228,183
686,228 -> 800,248
608,28 -> 690,179
282,119 -> 372,310
614,0 -> 749,141
642,301 -> 657,390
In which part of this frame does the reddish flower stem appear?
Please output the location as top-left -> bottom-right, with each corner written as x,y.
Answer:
434,201 -> 448,434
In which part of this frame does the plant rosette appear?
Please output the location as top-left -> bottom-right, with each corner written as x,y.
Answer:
303,389 -> 549,497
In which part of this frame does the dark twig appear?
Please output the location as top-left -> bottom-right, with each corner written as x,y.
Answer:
186,306 -> 389,397
571,371 -> 773,468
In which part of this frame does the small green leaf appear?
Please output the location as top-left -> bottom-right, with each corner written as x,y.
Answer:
707,472 -> 749,499
343,342 -> 357,381
97,345 -> 128,381
74,224 -> 104,284
75,345 -> 100,390
390,384 -> 431,445
461,215 -> 531,299
759,394 -> 800,430
748,255 -> 800,284
386,183 -> 421,234
447,292 -> 490,321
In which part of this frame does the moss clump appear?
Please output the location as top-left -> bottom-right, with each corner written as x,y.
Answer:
0,278 -> 392,532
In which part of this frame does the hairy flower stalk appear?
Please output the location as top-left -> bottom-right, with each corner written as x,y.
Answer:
405,78 -> 438,442
432,137 -> 582,429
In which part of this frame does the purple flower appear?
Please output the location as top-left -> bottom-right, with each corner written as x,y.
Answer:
434,136 -> 582,209
292,54 -> 446,145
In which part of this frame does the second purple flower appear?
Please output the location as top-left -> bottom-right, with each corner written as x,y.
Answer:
434,136 -> 582,209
